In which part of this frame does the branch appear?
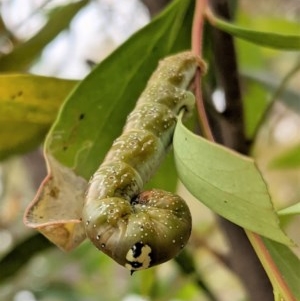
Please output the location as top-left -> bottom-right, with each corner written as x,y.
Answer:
207,2 -> 247,153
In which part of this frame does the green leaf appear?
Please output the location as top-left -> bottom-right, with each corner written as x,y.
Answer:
241,61 -> 300,138
207,10 -> 300,50
0,74 -> 77,160
24,0 -> 194,250
173,119 -> 291,245
47,0 -> 193,179
242,79 -> 269,138
262,237 -> 300,300
145,153 -> 178,193
270,144 -> 300,169
0,0 -> 88,71
278,202 -> 300,217
242,71 -> 300,115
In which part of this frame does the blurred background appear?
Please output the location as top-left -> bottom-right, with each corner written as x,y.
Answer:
0,0 -> 299,300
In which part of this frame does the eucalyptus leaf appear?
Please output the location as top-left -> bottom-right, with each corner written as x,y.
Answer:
47,0 -> 194,179
262,237 -> 300,299
242,79 -> 269,138
241,68 -> 300,139
24,0 -> 194,250
173,119 -> 291,245
278,202 -> 300,217
0,74 -> 77,160
208,10 -> 300,50
242,71 -> 300,114
0,0 -> 88,71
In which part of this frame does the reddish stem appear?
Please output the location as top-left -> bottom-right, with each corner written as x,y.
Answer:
192,0 -> 206,56
191,0 -> 214,141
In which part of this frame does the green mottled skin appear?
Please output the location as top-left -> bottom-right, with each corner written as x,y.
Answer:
83,52 -> 206,272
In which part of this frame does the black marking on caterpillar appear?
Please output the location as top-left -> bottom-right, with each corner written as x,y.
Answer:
83,52 -> 206,273
125,242 -> 152,274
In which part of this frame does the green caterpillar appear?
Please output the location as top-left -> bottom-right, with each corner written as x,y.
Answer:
83,52 -> 206,273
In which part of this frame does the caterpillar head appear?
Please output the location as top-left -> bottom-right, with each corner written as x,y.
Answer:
83,189 -> 192,273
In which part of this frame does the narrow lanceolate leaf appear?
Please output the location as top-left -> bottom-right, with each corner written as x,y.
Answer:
0,0 -> 88,71
24,0 -> 194,250
0,74 -> 77,160
278,203 -> 300,217
46,0 -> 193,179
173,119 -> 291,245
262,238 -> 300,300
206,9 -> 300,50
242,71 -> 300,113
246,233 -> 300,301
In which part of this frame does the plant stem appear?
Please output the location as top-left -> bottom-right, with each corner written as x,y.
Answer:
192,0 -> 214,140
192,1 -> 276,300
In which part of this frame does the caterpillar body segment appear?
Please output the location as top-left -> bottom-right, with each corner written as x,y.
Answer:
83,52 -> 206,273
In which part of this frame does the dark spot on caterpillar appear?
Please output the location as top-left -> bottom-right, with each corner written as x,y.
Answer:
130,261 -> 143,269
49,187 -> 59,198
79,113 -> 85,120
18,91 -> 23,96
131,242 -> 144,258
130,195 -> 139,205
63,146 -> 68,151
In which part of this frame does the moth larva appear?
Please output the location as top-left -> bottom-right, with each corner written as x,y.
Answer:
83,52 -> 206,273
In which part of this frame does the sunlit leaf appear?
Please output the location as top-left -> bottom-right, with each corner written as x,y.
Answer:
0,74 -> 77,160
24,0 -> 194,250
278,202 -> 300,217
173,119 -> 291,245
0,0 -> 88,71
207,9 -> 300,50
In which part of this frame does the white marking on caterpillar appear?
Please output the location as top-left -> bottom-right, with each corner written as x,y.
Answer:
83,52 -> 206,272
125,242 -> 152,273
